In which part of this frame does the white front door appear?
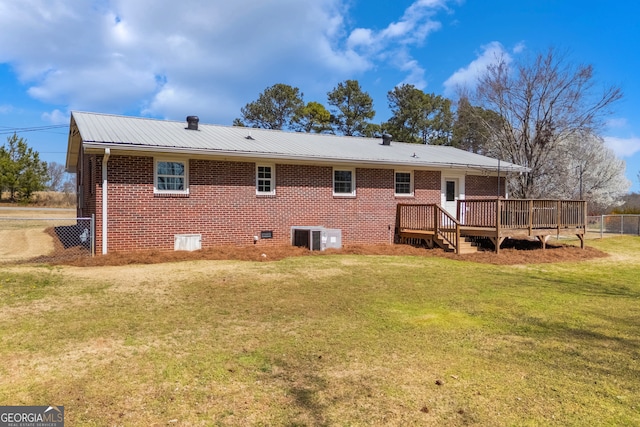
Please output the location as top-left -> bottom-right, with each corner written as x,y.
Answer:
442,178 -> 460,218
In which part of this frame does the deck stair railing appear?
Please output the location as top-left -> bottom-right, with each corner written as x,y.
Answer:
398,199 -> 587,253
396,204 -> 461,253
436,205 -> 461,251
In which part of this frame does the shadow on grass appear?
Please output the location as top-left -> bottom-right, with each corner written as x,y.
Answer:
287,380 -> 329,427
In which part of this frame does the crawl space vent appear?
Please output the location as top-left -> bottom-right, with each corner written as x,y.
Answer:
174,234 -> 202,251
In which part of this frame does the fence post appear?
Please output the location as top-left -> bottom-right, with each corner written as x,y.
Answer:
600,215 -> 603,239
91,214 -> 96,256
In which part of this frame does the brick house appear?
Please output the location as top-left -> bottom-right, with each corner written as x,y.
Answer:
65,111 -> 528,254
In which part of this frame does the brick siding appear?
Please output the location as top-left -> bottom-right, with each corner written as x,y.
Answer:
81,154 -> 498,252
465,175 -> 506,198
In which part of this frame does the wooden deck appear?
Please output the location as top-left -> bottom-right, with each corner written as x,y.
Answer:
396,199 -> 587,254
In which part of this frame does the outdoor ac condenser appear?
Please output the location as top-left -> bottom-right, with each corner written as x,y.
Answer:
291,227 -> 341,251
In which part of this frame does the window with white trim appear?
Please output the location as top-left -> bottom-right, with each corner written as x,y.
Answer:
256,164 -> 275,195
395,171 -> 413,196
154,159 -> 188,194
333,167 -> 355,196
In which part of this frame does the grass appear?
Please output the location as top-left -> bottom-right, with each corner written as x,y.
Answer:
0,191 -> 76,208
0,238 -> 639,426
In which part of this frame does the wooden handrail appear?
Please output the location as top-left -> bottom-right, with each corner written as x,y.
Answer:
458,199 -> 586,230
434,205 -> 461,254
396,204 -> 461,254
397,200 -> 585,254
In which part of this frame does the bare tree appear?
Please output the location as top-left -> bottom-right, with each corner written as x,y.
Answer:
539,132 -> 629,212
62,173 -> 76,194
474,48 -> 623,198
47,161 -> 66,191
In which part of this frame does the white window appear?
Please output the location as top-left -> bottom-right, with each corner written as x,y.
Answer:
256,164 -> 275,195
395,171 -> 414,196
154,159 -> 188,194
333,167 -> 356,196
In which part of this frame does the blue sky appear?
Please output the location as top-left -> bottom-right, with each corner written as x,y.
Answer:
1,0 -> 638,191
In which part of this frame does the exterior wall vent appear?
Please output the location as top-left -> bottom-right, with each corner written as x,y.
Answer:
174,234 -> 202,251
186,116 -> 199,130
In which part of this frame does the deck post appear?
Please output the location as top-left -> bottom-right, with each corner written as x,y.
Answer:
582,201 -> 588,249
495,198 -> 501,254
528,200 -> 533,235
557,200 -> 562,233
395,204 -> 402,242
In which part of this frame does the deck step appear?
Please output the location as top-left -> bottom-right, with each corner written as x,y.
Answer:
459,238 -> 479,254
439,237 -> 478,254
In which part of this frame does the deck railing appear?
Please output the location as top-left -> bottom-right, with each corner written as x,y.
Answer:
396,204 -> 460,253
436,205 -> 460,251
397,199 -> 586,253
458,199 -> 587,231
396,203 -> 437,232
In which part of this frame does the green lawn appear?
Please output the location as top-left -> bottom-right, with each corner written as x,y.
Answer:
1,237 -> 639,426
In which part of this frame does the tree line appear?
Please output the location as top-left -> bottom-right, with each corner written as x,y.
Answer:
0,133 -> 75,203
234,48 -> 629,211
233,80 -> 454,144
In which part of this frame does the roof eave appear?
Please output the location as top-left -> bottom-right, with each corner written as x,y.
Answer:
81,142 -> 529,173
65,116 -> 81,173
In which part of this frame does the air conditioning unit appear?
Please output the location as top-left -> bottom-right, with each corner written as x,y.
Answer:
323,228 -> 342,249
291,227 -> 341,251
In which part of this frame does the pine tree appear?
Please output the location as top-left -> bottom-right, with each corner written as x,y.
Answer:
0,133 -> 49,202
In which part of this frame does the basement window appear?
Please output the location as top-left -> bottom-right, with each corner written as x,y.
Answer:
154,159 -> 189,194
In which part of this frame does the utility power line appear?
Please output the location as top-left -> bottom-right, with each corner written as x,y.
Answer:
0,124 -> 68,135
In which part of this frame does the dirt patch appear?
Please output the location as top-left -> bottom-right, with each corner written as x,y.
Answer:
0,207 -> 76,218
52,238 -> 607,267
0,228 -> 56,261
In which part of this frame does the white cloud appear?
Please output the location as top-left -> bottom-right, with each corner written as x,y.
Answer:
341,0 -> 449,91
443,41 -> 511,96
606,118 -> 628,129
513,41 -> 526,54
0,0 -> 362,121
0,0 -> 453,123
395,52 -> 427,90
347,28 -> 375,49
352,0 -> 447,51
0,104 -> 13,114
604,136 -> 640,158
41,109 -> 68,124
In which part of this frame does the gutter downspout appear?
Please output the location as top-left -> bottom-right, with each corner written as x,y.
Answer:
102,148 -> 111,255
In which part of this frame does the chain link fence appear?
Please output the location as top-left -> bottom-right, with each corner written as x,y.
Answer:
587,215 -> 640,237
0,216 -> 94,263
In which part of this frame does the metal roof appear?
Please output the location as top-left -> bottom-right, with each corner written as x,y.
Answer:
66,111 -> 529,174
